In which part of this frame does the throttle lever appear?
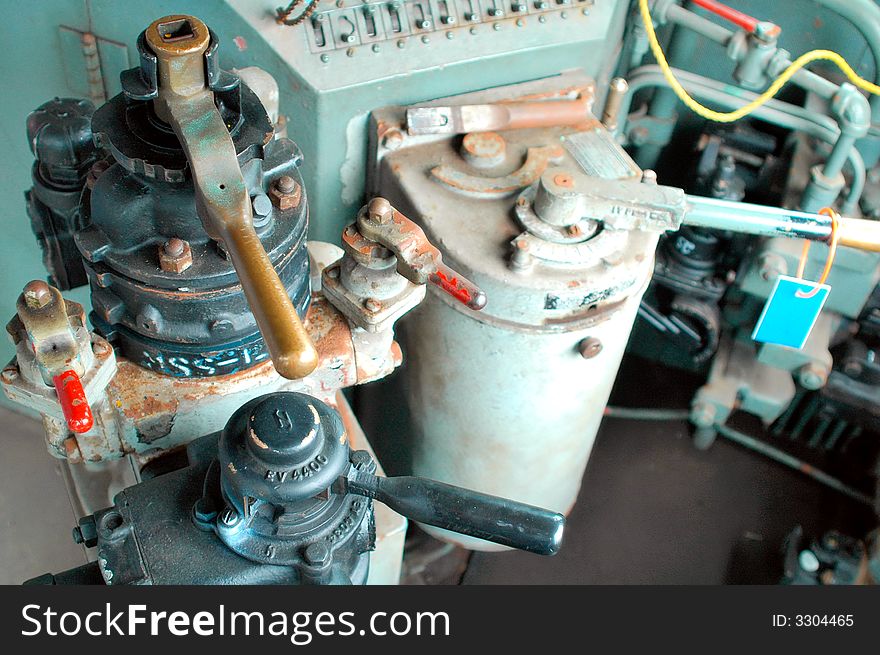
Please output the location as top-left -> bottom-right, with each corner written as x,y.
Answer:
144,16 -> 318,380
344,466 -> 565,556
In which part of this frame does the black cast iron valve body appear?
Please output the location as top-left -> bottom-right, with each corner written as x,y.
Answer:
29,392 -> 565,585
71,19 -> 310,377
212,393 -> 374,584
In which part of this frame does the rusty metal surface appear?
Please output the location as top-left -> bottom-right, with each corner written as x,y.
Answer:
431,144 -> 565,197
92,296 -> 400,462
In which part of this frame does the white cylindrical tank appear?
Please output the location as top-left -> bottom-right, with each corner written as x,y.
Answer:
373,100 -> 671,549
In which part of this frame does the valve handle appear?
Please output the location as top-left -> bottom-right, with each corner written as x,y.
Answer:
357,198 -> 487,310
144,16 -> 318,380
345,468 -> 564,555
53,370 -> 94,434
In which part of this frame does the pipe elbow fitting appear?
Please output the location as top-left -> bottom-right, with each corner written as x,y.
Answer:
832,83 -> 871,139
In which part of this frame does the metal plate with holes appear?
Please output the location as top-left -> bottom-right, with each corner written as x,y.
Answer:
307,0 -> 597,52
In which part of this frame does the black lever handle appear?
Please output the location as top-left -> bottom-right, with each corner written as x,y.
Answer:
345,469 -> 565,556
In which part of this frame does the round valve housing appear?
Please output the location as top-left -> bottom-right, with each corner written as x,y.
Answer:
78,20 -> 311,377
211,392 -> 374,584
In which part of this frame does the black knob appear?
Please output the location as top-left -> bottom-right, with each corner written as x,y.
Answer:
26,98 -> 97,185
218,392 -> 350,508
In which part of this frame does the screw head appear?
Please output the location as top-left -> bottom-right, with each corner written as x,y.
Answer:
219,507 -> 239,526
578,337 -> 602,359
305,541 -> 330,566
23,280 -> 52,308
368,197 -> 394,224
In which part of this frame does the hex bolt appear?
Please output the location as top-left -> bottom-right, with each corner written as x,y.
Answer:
159,238 -> 193,273
164,238 -> 185,257
252,193 -> 273,219
304,541 -> 330,566
641,169 -> 658,185
577,337 -> 602,359
368,197 -> 394,224
192,497 -> 218,525
72,515 -> 98,547
23,280 -> 52,308
276,175 -> 296,193
364,297 -> 382,313
269,176 -> 302,210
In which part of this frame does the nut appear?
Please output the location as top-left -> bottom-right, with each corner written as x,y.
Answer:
158,238 -> 193,273
22,280 -> 52,308
1,367 -> 18,384
577,337 -> 602,359
364,297 -> 382,313
367,197 -> 394,224
269,175 -> 302,211
304,542 -> 330,566
381,128 -> 404,150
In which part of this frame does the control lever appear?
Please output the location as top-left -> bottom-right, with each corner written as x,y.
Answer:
529,170 -> 880,253
10,281 -> 94,433
357,198 -> 487,310
144,16 -> 318,379
406,97 -> 590,136
344,467 -> 565,555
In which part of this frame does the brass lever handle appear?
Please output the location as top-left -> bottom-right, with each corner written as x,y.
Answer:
145,16 -> 317,379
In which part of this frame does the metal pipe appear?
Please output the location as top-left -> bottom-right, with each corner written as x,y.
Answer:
715,424 -> 874,506
622,66 -> 866,209
665,3 -> 734,45
684,194 -> 880,252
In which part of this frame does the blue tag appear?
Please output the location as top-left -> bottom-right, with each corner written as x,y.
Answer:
752,275 -> 830,349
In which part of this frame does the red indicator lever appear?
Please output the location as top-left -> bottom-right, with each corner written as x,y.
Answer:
52,370 -> 94,434
430,264 -> 487,310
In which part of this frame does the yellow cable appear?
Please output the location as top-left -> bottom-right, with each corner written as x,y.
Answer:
638,0 -> 880,123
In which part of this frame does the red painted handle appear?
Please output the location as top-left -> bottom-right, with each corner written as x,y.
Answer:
53,370 -> 94,434
429,264 -> 487,311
